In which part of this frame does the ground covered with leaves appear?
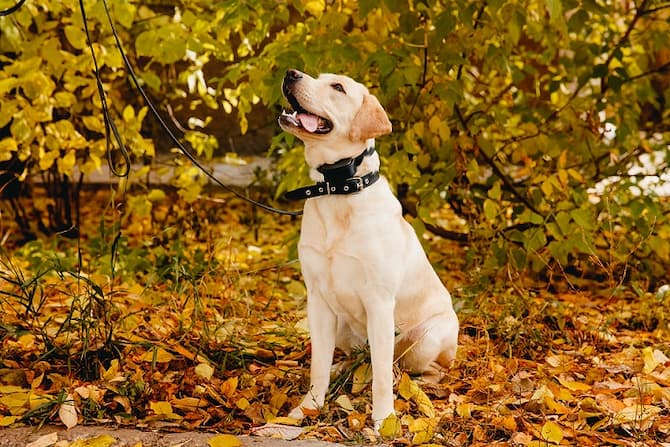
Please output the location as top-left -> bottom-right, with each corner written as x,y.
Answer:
1,189 -> 669,446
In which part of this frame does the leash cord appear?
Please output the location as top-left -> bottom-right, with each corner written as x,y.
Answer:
79,0 -> 303,216
0,0 -> 25,16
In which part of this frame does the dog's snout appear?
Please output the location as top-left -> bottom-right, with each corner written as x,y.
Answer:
285,69 -> 303,84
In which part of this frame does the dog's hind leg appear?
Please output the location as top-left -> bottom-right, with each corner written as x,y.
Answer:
395,311 -> 458,375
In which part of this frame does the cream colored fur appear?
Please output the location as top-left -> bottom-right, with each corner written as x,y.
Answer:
279,70 -> 458,431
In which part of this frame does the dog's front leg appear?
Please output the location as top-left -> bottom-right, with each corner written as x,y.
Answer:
289,293 -> 337,420
368,301 -> 396,431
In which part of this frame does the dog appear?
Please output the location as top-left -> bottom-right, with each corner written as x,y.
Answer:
278,69 -> 459,430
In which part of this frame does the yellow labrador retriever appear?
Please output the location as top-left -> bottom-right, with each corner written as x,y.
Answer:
279,69 -> 458,430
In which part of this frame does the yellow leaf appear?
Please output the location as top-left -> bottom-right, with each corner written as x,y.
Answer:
408,417 -> 435,444
17,333 -> 36,349
207,434 -> 241,447
57,150 -> 76,175
335,394 -> 354,411
235,397 -> 250,410
220,376 -> 238,397
304,0 -> 325,16
58,393 -> 78,429
0,137 -> 18,159
0,415 -> 19,426
101,359 -> 124,382
351,363 -> 372,394
0,385 -> 27,393
149,401 -> 173,415
500,415 -> 517,431
266,416 -> 300,426
398,373 -> 435,418
378,413 -> 401,439
614,405 -> 662,424
0,392 -> 28,415
398,373 -> 415,400
642,347 -> 668,374
68,434 -> 117,447
122,105 -> 135,122
29,391 -> 52,410
171,396 -> 209,410
540,420 -> 563,444
415,388 -> 435,418
142,347 -> 174,363
456,402 -> 472,418
557,377 -> 590,392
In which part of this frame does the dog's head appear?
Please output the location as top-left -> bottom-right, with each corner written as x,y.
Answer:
279,69 -> 392,146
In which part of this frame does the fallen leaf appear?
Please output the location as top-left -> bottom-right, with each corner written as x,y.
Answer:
335,394 -> 354,411
0,415 -> 19,426
351,363 -> 371,394
195,363 -> 214,379
378,413 -> 401,439
68,435 -> 117,447
250,423 -> 305,440
235,397 -> 250,410
220,376 -> 238,397
557,376 -> 591,392
26,432 -> 58,447
58,393 -> 78,429
266,416 -> 300,425
614,404 -> 662,426
541,420 -> 563,444
347,412 -> 366,431
408,417 -> 435,444
398,373 -> 435,418
171,396 -> 209,410
141,347 -> 174,363
149,401 -> 173,415
207,434 -> 241,447
642,347 -> 669,374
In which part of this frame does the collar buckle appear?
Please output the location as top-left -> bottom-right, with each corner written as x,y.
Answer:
283,147 -> 378,201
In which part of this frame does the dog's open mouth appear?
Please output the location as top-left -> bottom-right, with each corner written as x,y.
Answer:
280,93 -> 332,134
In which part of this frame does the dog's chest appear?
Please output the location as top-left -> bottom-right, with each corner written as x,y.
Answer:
299,197 -> 368,254
299,194 -> 404,296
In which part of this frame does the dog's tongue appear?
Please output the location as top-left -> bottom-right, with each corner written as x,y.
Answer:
298,113 -> 319,132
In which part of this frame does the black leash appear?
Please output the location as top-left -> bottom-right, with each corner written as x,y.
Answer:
79,0 -> 303,216
0,0 -> 25,16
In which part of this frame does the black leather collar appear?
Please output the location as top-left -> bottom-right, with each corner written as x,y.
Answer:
284,147 -> 379,201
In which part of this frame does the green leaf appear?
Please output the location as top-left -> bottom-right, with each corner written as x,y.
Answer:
570,208 -> 593,230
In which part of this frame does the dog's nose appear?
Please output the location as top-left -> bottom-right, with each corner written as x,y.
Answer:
285,69 -> 303,84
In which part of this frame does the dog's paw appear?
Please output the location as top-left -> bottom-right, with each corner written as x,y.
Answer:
288,406 -> 306,420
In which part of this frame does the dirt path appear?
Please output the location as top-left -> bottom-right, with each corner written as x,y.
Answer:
0,426 -> 350,447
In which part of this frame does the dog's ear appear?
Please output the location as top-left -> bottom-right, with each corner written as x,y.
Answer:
348,94 -> 392,142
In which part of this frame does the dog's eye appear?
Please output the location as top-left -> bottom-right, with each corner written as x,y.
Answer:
331,83 -> 346,94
